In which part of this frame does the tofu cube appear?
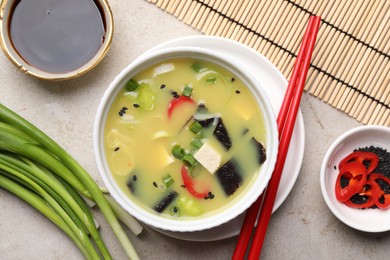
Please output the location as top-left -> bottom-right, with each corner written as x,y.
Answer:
194,142 -> 221,174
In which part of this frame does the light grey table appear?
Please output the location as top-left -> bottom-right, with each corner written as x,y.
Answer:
1,1 -> 387,259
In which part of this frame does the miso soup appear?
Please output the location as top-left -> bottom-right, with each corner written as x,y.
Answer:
104,58 -> 268,219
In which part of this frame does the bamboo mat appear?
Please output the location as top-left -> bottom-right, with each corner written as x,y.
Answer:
146,0 -> 390,127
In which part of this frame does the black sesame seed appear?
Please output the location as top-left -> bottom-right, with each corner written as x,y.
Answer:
118,111 -> 123,117
114,147 -> 120,151
153,182 -> 158,187
173,207 -> 178,213
334,165 -> 337,170
123,107 -> 128,111
180,185 -> 186,188
133,103 -> 140,108
231,78 -> 235,82
235,90 -> 241,94
160,84 -> 166,89
133,175 -> 137,181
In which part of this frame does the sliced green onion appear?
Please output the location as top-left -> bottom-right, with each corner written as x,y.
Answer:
156,182 -> 167,192
172,144 -> 186,159
162,174 -> 174,187
189,121 -> 202,134
206,77 -> 217,85
190,137 -> 203,149
182,85 -> 193,97
125,79 -> 140,91
189,165 -> 201,178
191,63 -> 203,73
183,154 -> 197,167
169,205 -> 181,217
137,83 -> 156,111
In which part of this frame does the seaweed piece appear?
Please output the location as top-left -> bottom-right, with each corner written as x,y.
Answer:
195,117 -> 215,127
216,160 -> 242,196
251,137 -> 267,164
213,118 -> 232,150
154,191 -> 178,213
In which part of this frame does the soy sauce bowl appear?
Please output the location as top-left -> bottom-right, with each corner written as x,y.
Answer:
0,0 -> 113,81
320,125 -> 390,232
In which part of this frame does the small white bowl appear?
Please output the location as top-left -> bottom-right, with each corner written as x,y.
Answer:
320,125 -> 390,232
94,46 -> 279,232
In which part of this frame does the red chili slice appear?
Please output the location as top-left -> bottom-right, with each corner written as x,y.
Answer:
338,151 -> 379,174
335,162 -> 367,202
181,165 -> 209,199
343,179 -> 378,209
369,173 -> 390,209
167,96 -> 195,119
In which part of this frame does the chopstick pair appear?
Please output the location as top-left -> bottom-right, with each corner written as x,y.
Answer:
233,16 -> 321,260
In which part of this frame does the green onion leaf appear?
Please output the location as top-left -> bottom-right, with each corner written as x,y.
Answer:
162,174 -> 174,187
169,205 -> 181,217
191,63 -> 203,73
172,144 -> 186,159
190,138 -> 203,149
183,154 -> 197,167
125,79 -> 140,91
189,121 -> 202,134
206,77 -> 217,85
182,85 -> 193,97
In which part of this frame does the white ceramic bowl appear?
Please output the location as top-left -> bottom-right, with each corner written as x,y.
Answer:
320,125 -> 390,232
94,46 -> 279,232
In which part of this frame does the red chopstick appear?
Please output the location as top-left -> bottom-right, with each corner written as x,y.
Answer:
233,16 -> 321,260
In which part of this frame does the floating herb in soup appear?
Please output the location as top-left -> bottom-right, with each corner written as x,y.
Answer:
104,58 -> 268,219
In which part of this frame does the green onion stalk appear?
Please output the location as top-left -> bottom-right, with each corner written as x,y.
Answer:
0,103 -> 139,259
0,174 -> 93,259
0,154 -> 111,259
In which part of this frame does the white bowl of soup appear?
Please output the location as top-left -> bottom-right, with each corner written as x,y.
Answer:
94,46 -> 279,232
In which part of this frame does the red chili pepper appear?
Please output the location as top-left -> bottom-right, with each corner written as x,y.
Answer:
181,165 -> 209,199
335,162 -> 367,202
369,173 -> 390,209
338,151 -> 379,174
343,179 -> 378,209
167,96 -> 195,119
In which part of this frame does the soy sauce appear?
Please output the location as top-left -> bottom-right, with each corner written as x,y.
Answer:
10,0 -> 106,74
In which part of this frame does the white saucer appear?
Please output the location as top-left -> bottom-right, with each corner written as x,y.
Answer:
140,36 -> 305,241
